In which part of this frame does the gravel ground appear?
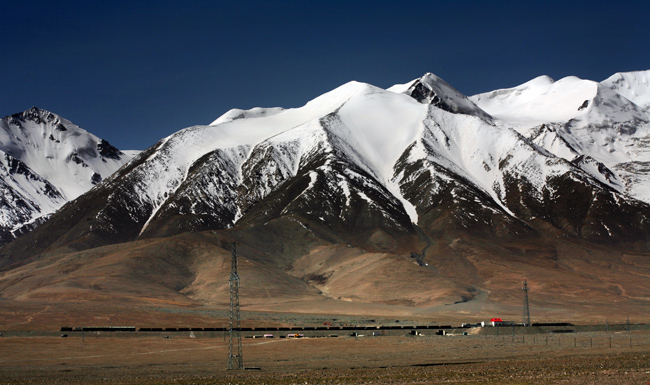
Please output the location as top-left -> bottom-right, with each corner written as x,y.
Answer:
0,331 -> 648,384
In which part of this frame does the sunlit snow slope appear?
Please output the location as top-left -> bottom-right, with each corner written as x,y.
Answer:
470,71 -> 650,203
0,107 -> 136,243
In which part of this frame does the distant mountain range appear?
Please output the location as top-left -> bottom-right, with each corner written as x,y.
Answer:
0,71 -> 648,320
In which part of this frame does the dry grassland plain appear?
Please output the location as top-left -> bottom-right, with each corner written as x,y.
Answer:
1,329 -> 649,384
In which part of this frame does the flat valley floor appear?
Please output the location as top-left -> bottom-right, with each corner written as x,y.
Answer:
1,330 -> 649,384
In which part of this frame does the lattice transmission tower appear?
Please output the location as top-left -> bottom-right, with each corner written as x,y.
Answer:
522,279 -> 531,327
228,242 -> 243,370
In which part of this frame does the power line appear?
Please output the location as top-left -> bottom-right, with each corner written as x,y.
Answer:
522,279 -> 531,327
228,242 -> 243,370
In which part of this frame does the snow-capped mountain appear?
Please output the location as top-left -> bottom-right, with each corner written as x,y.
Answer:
0,107 -> 136,244
2,71 -> 650,320
470,72 -> 650,203
2,71 -> 650,269
602,71 -> 650,110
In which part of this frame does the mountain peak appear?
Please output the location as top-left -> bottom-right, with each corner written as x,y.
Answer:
24,106 -> 54,118
0,108 -> 136,245
27,106 -> 47,113
396,73 -> 493,121
470,75 -> 600,126
5,107 -> 58,126
525,75 -> 555,87
601,70 -> 650,109
211,107 -> 285,125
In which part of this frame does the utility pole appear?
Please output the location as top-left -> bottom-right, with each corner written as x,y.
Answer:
228,243 -> 243,370
522,279 -> 531,327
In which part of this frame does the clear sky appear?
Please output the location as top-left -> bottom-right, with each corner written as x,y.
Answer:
2,0 -> 649,150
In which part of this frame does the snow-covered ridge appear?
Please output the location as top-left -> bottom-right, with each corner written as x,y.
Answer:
471,76 -> 598,126
0,107 -> 136,242
470,71 -> 650,128
95,71 -> 650,241
0,107 -> 135,200
470,70 -> 650,202
4,70 -> 650,247
117,81 -> 428,229
602,71 -> 650,109
391,73 -> 492,121
211,107 -> 285,125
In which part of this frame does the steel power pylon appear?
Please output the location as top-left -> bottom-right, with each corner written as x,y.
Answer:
522,279 -> 531,327
228,243 -> 243,370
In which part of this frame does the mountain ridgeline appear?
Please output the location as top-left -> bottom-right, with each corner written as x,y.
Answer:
0,71 -> 649,318
0,107 -> 135,247
3,73 -> 650,264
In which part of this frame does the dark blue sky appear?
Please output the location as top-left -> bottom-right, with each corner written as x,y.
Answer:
2,0 -> 649,150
